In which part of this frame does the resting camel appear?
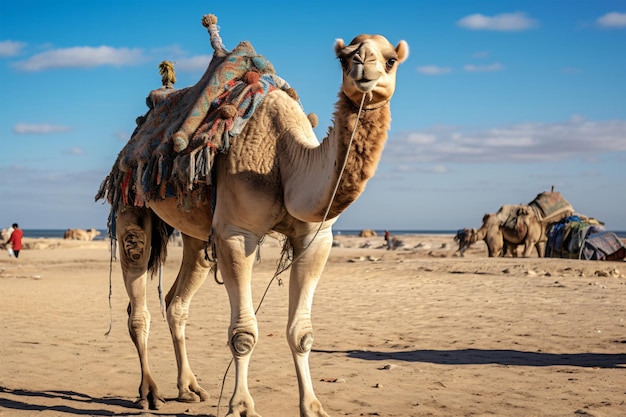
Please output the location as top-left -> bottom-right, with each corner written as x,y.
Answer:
63,228 -> 101,241
96,14 -> 408,417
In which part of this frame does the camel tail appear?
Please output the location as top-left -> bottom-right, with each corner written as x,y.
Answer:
148,211 -> 173,276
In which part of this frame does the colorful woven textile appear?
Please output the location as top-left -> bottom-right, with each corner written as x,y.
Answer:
96,15 -> 300,237
115,42 -> 293,208
582,232 -> 626,261
544,216 -> 623,260
529,191 -> 574,223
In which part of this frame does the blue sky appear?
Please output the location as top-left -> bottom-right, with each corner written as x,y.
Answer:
1,1 -> 625,231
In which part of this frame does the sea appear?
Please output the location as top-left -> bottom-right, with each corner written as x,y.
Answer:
21,229 -> 626,239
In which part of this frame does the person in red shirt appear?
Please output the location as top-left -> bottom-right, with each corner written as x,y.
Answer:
7,223 -> 23,258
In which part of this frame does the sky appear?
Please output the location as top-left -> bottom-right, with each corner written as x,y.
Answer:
1,0 -> 625,231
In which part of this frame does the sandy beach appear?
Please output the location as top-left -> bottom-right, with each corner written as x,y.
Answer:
1,234 -> 625,417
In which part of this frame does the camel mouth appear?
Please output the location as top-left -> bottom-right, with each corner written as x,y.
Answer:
353,78 -> 378,92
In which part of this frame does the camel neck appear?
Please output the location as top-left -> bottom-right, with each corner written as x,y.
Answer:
320,92 -> 391,220
342,92 -> 390,111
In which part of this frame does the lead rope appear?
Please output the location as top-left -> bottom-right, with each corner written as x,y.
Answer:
216,91 -> 368,416
104,238 -> 116,337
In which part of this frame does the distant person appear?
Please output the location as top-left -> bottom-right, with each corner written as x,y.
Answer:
384,230 -> 392,250
6,223 -> 23,258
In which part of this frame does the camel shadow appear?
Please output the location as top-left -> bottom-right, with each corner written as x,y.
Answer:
312,348 -> 626,369
0,387 -> 215,416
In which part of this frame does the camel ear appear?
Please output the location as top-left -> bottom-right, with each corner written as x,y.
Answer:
334,38 -> 345,57
395,40 -> 409,63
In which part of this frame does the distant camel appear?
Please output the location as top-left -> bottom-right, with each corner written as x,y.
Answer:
63,228 -> 101,241
359,229 -> 377,237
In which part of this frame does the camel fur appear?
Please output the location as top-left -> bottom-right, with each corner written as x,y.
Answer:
96,13 -> 407,417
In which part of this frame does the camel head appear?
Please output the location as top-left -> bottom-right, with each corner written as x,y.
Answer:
334,34 -> 408,108
468,228 -> 478,243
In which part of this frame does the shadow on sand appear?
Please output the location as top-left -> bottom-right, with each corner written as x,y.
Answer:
0,387 -> 215,417
313,348 -> 626,368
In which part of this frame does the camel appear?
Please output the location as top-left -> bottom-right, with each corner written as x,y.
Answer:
63,228 -> 102,241
471,195 -> 574,258
469,213 -> 506,257
1,227 -> 12,243
497,204 -> 547,257
96,13 -> 408,417
469,208 -> 543,257
358,229 -> 377,237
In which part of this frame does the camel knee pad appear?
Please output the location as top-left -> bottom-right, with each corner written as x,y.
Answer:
298,332 -> 314,353
231,332 -> 256,356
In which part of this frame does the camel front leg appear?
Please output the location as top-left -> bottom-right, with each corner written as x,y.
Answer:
523,238 -> 537,257
535,241 -> 546,257
287,224 -> 333,417
165,233 -> 211,403
117,208 -> 165,410
214,228 -> 261,417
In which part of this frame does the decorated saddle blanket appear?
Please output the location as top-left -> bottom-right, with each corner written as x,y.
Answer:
105,41 -> 294,209
528,191 -> 574,223
96,15 -> 301,237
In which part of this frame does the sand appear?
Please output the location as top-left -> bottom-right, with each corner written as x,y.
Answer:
1,234 -> 625,417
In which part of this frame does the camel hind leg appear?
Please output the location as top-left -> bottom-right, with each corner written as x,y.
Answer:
165,233 -> 211,403
116,207 -> 165,410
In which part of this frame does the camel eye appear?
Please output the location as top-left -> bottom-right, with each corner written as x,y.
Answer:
385,58 -> 397,72
338,56 -> 348,69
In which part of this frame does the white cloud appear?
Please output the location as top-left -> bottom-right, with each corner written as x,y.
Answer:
417,65 -> 452,75
13,123 -> 71,134
463,62 -> 504,72
12,46 -> 146,71
457,12 -> 537,31
0,40 -> 26,57
173,55 -> 213,71
425,165 -> 448,174
387,117 -> 626,164
393,163 -> 448,174
115,131 -> 129,141
407,132 -> 436,144
597,12 -> 626,28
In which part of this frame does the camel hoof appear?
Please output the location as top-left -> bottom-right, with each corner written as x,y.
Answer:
178,386 -> 210,403
152,396 -> 165,410
136,394 -> 165,410
135,398 -> 149,410
198,388 -> 210,402
178,391 -> 200,403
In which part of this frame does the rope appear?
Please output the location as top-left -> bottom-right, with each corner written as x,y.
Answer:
104,238 -> 117,337
158,264 -> 166,319
216,91 -> 367,416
